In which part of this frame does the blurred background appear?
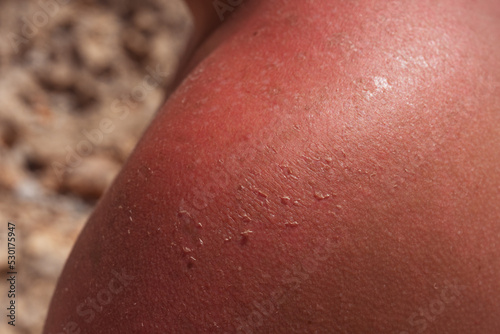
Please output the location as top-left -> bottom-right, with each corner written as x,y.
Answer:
0,0 -> 192,332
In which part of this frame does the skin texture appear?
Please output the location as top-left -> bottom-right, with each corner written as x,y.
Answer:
175,0 -> 224,83
44,0 -> 500,333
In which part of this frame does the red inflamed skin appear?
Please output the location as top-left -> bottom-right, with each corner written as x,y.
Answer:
44,0 -> 500,333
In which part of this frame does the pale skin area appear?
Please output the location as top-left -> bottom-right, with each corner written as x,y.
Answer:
44,1 -> 500,333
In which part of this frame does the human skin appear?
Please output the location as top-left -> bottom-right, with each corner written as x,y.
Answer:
44,0 -> 500,333
175,0 -> 223,83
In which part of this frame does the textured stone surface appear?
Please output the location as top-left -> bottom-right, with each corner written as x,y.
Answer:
0,0 -> 191,333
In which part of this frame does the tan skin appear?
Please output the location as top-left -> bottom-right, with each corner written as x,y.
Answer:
44,1 -> 500,333
176,1 -> 222,79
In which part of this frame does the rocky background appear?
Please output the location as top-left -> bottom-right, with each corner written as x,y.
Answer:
0,0 -> 192,332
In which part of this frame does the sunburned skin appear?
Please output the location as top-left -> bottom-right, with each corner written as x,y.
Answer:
44,0 -> 500,333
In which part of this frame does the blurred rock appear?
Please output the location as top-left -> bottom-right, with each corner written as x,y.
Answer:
59,155 -> 121,200
133,8 -> 159,33
122,26 -> 150,61
74,10 -> 122,73
0,118 -> 19,148
0,150 -> 24,191
25,229 -> 74,279
35,61 -> 75,91
0,1 -> 191,333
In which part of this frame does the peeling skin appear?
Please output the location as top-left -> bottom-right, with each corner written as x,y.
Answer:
44,1 -> 500,333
